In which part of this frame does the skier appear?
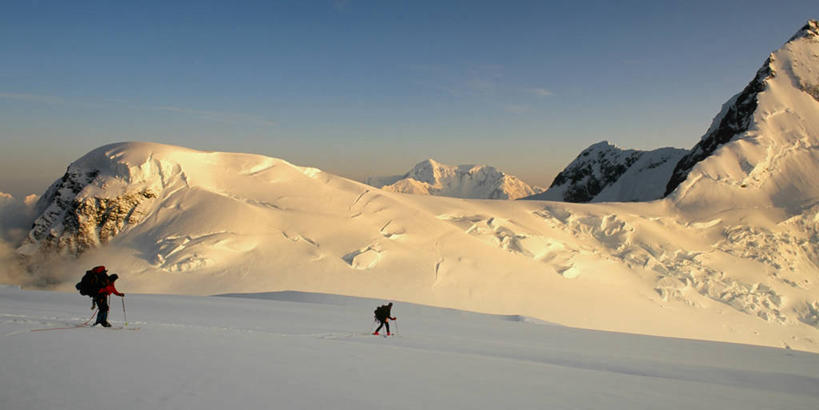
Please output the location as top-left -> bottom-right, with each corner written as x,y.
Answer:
93,273 -> 125,327
373,302 -> 396,336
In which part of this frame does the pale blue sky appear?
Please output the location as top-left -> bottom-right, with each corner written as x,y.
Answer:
1,1 -> 817,198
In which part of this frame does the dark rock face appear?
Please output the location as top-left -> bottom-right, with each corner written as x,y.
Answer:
553,153 -> 642,203
525,142 -> 686,203
537,142 -> 642,203
22,168 -> 157,256
664,60 -> 774,197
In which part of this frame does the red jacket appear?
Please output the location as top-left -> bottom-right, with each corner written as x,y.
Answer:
98,283 -> 124,297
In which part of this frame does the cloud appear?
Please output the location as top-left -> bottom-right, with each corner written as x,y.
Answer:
0,193 -> 78,289
528,88 -> 554,97
0,92 -> 65,104
412,64 -> 506,98
0,91 -> 107,109
332,0 -> 351,11
0,240 -> 28,286
0,192 -> 38,287
148,105 -> 276,127
0,192 -> 38,244
0,91 -> 276,127
503,104 -> 532,114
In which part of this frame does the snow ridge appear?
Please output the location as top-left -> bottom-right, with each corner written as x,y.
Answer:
666,19 -> 819,214
664,57 -> 774,197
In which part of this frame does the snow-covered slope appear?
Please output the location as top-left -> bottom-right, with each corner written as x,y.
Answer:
524,142 -> 685,202
7,21 -> 819,354
9,140 -> 819,352
367,159 -> 544,199
2,287 -> 818,410
666,20 -> 819,217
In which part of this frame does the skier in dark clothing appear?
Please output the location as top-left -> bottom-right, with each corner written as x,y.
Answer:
93,274 -> 124,327
373,302 -> 396,336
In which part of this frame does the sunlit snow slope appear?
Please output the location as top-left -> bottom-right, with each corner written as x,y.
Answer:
10,21 -> 819,352
668,20 -> 819,216
14,139 -> 819,352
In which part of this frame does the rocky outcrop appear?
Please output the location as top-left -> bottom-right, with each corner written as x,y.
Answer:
525,142 -> 685,203
19,166 -> 157,256
664,59 -> 774,197
665,19 -> 819,198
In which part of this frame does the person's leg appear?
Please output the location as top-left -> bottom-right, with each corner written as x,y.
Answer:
94,297 -> 105,325
374,320 -> 385,334
385,320 -> 391,335
97,297 -> 110,326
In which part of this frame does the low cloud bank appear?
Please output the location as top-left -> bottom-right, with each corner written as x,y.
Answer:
0,193 -> 37,286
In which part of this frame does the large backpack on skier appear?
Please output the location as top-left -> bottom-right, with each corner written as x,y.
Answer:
76,266 -> 109,297
374,304 -> 390,322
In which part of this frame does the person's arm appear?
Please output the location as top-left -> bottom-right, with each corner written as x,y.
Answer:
111,284 -> 124,297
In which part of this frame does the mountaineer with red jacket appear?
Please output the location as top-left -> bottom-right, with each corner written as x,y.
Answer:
93,273 -> 124,328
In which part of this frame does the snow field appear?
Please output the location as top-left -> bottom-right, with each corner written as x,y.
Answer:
1,286 -> 818,410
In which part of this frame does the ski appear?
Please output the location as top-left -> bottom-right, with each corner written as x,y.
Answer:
30,324 -> 89,332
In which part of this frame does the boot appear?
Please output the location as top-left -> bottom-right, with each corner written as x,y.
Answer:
372,331 -> 379,335
102,322 -> 112,328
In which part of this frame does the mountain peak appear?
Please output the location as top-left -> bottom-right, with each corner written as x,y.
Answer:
664,19 -> 819,214
369,159 -> 543,199
788,19 -> 819,41
525,142 -> 685,203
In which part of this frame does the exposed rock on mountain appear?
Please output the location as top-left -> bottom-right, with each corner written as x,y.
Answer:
524,142 -> 685,203
18,146 -> 174,256
664,59 -> 773,197
665,19 -> 819,216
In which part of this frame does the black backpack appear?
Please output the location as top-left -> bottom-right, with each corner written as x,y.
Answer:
374,305 -> 389,321
76,266 -> 109,297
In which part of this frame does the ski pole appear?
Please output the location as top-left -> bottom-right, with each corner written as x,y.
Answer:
121,296 -> 127,327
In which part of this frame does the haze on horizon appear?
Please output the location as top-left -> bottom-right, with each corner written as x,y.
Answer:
1,0 -> 817,199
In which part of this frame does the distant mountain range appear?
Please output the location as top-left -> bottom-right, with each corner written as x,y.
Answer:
534,20 -> 819,207
366,159 -> 544,200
